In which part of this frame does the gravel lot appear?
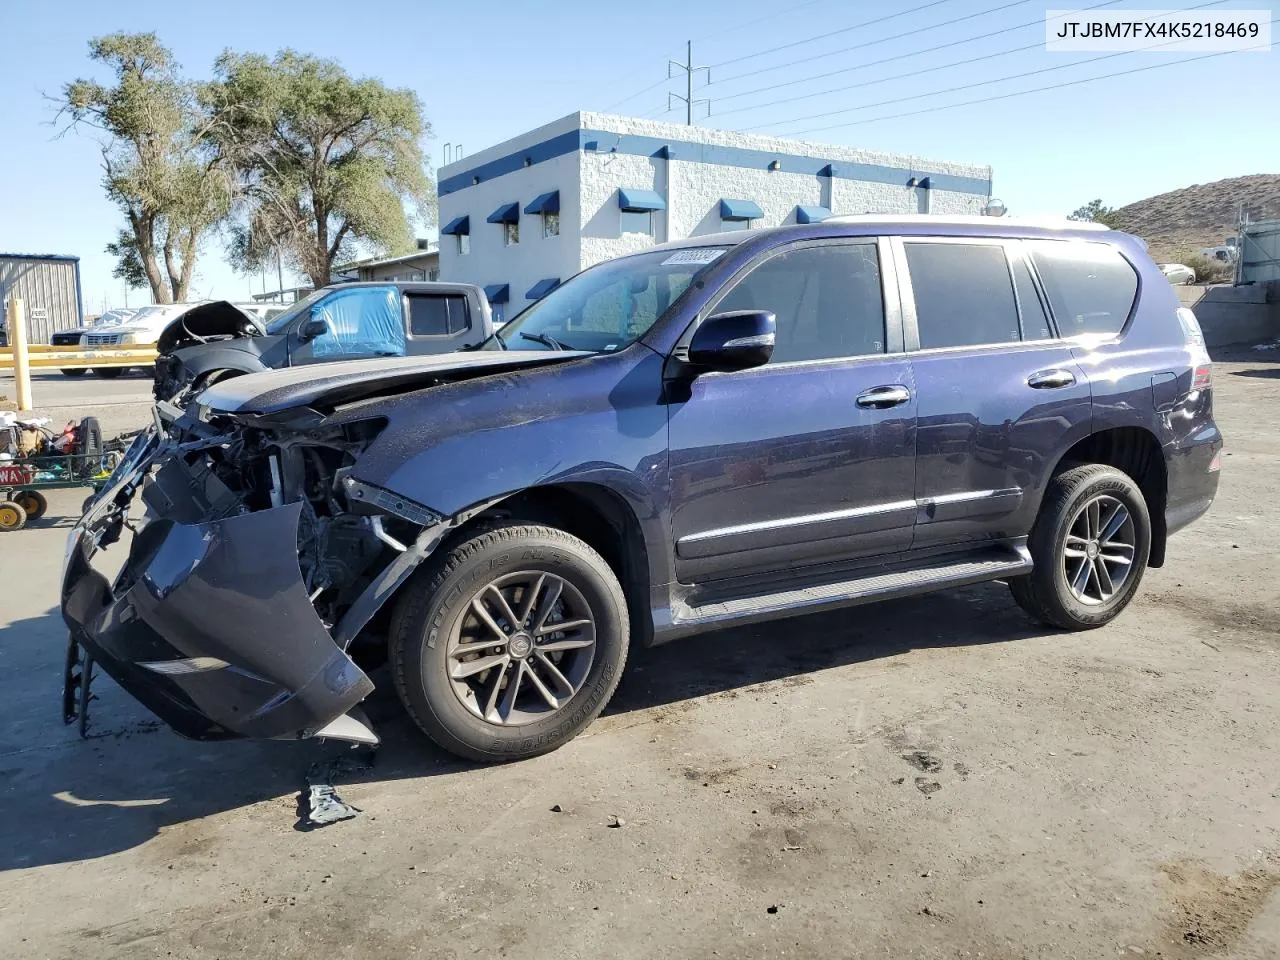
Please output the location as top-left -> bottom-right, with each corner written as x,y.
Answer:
1,352 -> 1277,960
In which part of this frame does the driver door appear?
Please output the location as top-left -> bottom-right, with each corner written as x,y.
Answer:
287,285 -> 407,365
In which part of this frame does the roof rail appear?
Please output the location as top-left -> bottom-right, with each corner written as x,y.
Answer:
824,213 -> 1112,231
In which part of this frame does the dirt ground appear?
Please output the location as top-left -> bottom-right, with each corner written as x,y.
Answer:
1,352 -> 1278,960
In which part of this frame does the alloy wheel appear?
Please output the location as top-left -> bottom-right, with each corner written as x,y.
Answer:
446,571 -> 597,726
1061,494 -> 1136,606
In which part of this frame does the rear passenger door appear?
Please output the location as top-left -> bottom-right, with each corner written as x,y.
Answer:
896,237 -> 1092,550
404,292 -> 478,354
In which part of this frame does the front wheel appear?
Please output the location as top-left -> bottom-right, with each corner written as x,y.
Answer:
91,367 -> 124,379
1009,464 -> 1152,630
60,368 -> 88,377
390,523 -> 629,762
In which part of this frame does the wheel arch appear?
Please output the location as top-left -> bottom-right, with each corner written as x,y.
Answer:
1048,427 -> 1168,567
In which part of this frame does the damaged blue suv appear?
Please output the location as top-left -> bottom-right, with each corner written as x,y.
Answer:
62,215 -> 1221,761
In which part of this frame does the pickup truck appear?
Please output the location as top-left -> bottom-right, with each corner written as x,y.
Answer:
153,281 -> 494,401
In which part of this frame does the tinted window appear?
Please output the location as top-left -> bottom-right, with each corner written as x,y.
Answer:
905,242 -> 1020,349
1026,240 -> 1138,337
408,295 -> 468,336
1012,256 -> 1052,340
713,244 -> 885,363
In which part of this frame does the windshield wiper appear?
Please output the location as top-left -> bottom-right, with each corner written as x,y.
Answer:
519,331 -> 568,351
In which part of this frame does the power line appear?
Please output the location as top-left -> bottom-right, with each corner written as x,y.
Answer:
602,75 -> 676,113
708,0 -> 1120,103
710,0 -> 964,69
710,0 -> 1032,79
789,37 -> 1272,137
727,0 -> 1227,125
690,0 -> 830,45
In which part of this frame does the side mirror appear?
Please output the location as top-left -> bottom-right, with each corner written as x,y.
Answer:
298,314 -> 328,342
687,310 -> 775,372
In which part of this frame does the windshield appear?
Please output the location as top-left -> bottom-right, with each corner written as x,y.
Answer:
265,288 -> 330,334
483,246 -> 729,353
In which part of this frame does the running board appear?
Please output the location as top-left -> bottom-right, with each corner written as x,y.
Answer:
667,545 -> 1032,637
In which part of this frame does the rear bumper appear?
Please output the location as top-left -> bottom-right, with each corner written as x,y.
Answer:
61,455 -> 373,741
1165,424 -> 1222,537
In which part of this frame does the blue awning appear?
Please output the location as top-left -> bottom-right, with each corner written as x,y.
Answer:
440,215 -> 469,235
483,283 -> 509,304
524,191 -> 560,215
795,205 -> 831,224
486,202 -> 520,224
526,277 -> 560,300
618,188 -> 666,212
720,199 -> 764,221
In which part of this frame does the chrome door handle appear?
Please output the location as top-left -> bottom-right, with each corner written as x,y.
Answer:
856,385 -> 912,408
1027,369 -> 1076,389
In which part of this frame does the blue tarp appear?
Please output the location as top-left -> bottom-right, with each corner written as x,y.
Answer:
441,215 -> 470,235
720,198 -> 764,221
795,205 -> 831,224
524,191 -> 560,215
310,285 -> 404,358
618,188 -> 666,212
526,278 -> 560,300
487,202 -> 520,224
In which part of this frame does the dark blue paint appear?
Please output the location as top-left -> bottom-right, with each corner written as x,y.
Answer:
526,277 -> 560,300
524,191 -> 560,214
486,202 -> 520,224
440,215 -> 470,235
484,283 -> 510,304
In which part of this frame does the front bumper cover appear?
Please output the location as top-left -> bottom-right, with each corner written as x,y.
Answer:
60,436 -> 373,741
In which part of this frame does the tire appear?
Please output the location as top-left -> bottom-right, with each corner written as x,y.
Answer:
389,522 -> 630,763
60,368 -> 88,377
0,500 -> 26,532
11,489 -> 47,521
1009,464 -> 1151,630
92,367 -> 124,379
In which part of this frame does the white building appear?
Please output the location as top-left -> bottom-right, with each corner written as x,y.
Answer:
436,111 -> 993,321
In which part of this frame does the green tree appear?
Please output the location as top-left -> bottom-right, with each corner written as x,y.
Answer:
1068,199 -> 1124,229
202,50 -> 433,287
60,33 -> 232,303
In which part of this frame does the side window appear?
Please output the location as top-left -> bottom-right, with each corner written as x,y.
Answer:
905,242 -> 1021,349
308,286 -> 405,357
1012,255 -> 1052,340
711,244 -> 886,364
407,294 -> 469,337
1026,239 -> 1138,338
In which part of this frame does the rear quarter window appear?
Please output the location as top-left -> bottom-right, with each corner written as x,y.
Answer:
1026,240 -> 1138,338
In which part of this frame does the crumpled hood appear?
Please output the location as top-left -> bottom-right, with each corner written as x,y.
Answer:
155,301 -> 263,355
197,350 -> 592,415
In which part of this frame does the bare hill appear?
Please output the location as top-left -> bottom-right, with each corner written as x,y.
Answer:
1109,174 -> 1280,258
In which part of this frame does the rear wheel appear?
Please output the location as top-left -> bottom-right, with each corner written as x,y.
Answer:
1009,464 -> 1151,630
0,501 -> 27,532
390,522 -> 629,762
11,489 -> 47,521
60,368 -> 88,377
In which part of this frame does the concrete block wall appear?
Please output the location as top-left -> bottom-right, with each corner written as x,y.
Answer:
1178,281 -> 1280,347
437,110 -> 992,314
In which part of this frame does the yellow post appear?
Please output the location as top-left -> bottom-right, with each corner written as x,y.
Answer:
6,298 -> 33,411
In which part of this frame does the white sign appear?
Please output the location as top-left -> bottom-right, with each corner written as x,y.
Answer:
661,249 -> 726,266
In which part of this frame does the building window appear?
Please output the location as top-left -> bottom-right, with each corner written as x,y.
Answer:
505,220 -> 520,246
457,233 -> 470,255
543,212 -> 560,238
620,209 -> 653,236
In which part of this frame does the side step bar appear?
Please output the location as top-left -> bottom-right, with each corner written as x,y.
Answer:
667,545 -> 1033,638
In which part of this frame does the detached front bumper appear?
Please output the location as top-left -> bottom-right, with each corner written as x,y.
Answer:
61,440 -> 373,741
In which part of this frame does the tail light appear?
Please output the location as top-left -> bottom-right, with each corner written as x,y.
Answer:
1192,364 -> 1212,391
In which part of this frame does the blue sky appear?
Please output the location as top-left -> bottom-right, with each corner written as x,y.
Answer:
0,0 -> 1275,314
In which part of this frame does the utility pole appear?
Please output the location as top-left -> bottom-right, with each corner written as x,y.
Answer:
669,41 -> 710,125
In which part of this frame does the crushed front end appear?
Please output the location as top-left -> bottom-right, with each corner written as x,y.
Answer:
60,403 -> 440,744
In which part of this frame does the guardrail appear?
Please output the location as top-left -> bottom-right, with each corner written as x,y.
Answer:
0,344 -> 159,369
